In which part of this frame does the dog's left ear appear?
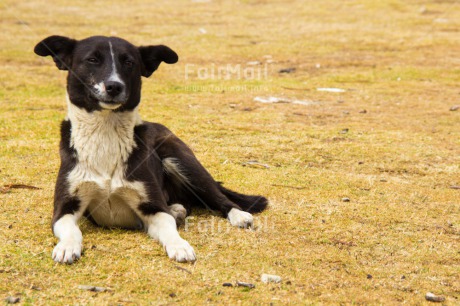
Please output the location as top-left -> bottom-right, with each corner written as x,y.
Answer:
138,45 -> 178,77
34,35 -> 77,71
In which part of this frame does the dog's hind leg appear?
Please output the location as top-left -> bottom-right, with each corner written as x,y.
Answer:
169,203 -> 187,226
157,133 -> 267,228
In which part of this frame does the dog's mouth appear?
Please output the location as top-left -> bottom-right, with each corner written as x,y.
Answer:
99,101 -> 122,110
91,92 -> 127,110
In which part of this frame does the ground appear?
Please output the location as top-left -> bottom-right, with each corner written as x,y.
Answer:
1,0 -> 459,304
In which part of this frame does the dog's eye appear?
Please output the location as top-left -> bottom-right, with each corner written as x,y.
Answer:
86,58 -> 99,64
125,60 -> 134,68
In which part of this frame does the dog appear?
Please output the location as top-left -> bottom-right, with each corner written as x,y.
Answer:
34,35 -> 268,264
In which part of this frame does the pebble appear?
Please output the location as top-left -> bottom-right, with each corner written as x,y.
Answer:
450,105 -> 459,111
222,283 -> 233,287
236,281 -> 255,289
261,274 -> 282,283
5,297 -> 20,304
279,67 -> 296,73
78,285 -> 110,292
342,197 -> 350,202
425,292 -> 445,302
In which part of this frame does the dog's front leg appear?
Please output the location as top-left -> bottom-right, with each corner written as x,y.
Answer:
52,212 -> 83,264
146,212 -> 196,262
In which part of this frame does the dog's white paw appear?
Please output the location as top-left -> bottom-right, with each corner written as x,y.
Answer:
227,208 -> 253,228
169,204 -> 187,226
52,240 -> 82,264
165,238 -> 196,263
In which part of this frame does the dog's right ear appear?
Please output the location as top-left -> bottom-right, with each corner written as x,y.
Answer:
34,36 -> 77,71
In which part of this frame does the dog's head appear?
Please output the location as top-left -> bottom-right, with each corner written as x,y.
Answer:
34,35 -> 178,112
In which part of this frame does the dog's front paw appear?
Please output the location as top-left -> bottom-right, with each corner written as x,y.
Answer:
165,238 -> 196,263
227,208 -> 253,228
52,240 -> 82,264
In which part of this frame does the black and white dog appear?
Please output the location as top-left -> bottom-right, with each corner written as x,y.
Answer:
34,35 -> 267,264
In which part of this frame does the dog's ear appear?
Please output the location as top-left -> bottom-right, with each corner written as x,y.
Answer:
138,45 -> 178,77
34,35 -> 77,71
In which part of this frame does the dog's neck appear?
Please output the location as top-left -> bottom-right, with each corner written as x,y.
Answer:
65,95 -> 142,176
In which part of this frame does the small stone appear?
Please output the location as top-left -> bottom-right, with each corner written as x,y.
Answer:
5,297 -> 20,304
367,274 -> 373,279
169,293 -> 176,298
279,67 -> 296,73
222,283 -> 233,287
425,292 -> 445,302
340,128 -> 349,134
78,285 -> 110,292
342,197 -> 350,202
261,274 -> 282,284
359,109 -> 367,113
449,105 -> 459,111
236,281 -> 255,289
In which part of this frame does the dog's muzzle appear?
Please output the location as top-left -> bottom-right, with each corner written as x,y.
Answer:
93,81 -> 127,109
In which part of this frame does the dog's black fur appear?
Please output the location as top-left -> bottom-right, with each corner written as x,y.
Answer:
34,35 -> 267,263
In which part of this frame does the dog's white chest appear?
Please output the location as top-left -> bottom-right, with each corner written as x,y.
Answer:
66,102 -> 147,228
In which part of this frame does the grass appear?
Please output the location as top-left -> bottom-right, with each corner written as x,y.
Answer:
1,0 -> 459,304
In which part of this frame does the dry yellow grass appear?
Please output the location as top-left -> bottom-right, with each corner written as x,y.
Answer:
1,0 -> 459,304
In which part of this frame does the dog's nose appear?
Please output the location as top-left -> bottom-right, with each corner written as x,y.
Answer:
105,81 -> 124,97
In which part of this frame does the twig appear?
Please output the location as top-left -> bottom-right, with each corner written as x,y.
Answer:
1,184 -> 41,193
175,265 -> 192,274
242,160 -> 270,169
271,184 -> 308,190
